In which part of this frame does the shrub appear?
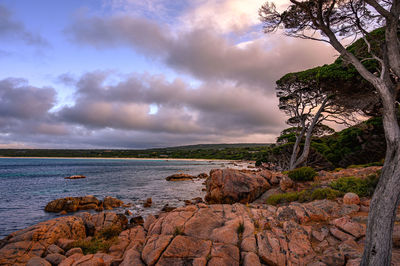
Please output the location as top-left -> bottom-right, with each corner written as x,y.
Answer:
173,226 -> 184,236
71,237 -> 117,254
70,224 -> 122,254
96,224 -> 122,240
237,222 -> 245,235
287,167 -> 317,182
266,192 -> 300,205
329,174 -> 379,197
266,187 -> 342,205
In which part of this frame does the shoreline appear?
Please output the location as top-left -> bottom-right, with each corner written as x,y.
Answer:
0,156 -> 247,162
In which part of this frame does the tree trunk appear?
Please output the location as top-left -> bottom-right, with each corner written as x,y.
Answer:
361,85 -> 400,265
291,98 -> 329,169
361,142 -> 400,265
289,124 -> 306,170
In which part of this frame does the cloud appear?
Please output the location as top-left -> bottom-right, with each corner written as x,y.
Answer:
57,71 -> 286,135
179,0 -> 267,33
66,13 -> 336,88
0,4 -> 48,46
0,78 -> 55,120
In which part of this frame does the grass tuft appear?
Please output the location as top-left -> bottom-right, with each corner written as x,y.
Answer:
287,167 -> 317,182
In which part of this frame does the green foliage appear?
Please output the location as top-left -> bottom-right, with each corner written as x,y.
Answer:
0,144 -> 273,161
173,226 -> 185,236
287,167 -> 317,181
236,222 -> 245,235
299,188 -> 343,202
266,191 -> 300,205
71,237 -> 117,255
329,174 -> 379,197
266,187 -> 342,205
70,224 -> 122,254
96,224 -> 122,240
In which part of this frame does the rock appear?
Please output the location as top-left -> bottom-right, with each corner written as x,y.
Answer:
130,216 -> 144,225
346,258 -> 362,266
65,247 -> 83,257
208,243 -> 239,266
103,196 -> 123,209
144,215 -> 157,231
242,252 -> 261,266
143,197 -> 152,208
343,193 -> 360,205
27,257 -> 52,266
197,173 -> 208,179
120,249 -> 144,266
141,235 -> 174,265
59,253 -> 84,266
321,247 -> 345,265
205,168 -> 271,204
108,226 -> 146,259
45,244 -> 65,255
279,176 -> 294,191
0,216 -> 85,265
64,175 -> 86,179
156,235 -> 212,265
161,204 -> 176,212
338,239 -> 361,260
331,217 -> 366,238
312,227 -> 329,242
45,253 -> 66,265
44,196 -> 122,213
165,173 -> 195,181
330,227 -> 354,241
70,254 -> 105,266
57,239 -> 76,250
124,210 -> 132,216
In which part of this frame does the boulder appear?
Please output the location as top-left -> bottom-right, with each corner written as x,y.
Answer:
343,193 -> 360,205
130,216 -> 144,225
197,173 -> 209,179
65,247 -> 83,257
45,196 -> 123,213
0,216 -> 86,265
64,175 -> 86,179
165,173 -> 196,181
279,176 -> 294,191
45,244 -> 65,255
143,197 -> 152,208
205,169 -> 271,204
44,253 -> 66,265
27,257 -> 52,266
331,217 -> 366,238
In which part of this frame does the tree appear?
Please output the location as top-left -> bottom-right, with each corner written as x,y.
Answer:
277,74 -> 353,170
260,1 -> 400,264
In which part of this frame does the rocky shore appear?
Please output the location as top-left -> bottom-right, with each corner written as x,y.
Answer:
1,166 -> 399,266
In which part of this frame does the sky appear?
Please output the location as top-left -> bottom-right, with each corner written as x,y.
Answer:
0,0 -> 338,149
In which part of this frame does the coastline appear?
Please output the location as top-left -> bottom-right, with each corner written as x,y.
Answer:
0,156 -> 246,162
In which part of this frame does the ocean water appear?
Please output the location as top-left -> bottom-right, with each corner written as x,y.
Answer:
0,158 -> 225,238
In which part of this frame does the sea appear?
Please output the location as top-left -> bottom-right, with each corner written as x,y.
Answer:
0,158 -> 230,238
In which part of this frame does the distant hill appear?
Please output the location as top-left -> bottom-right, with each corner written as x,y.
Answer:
0,143 -> 273,161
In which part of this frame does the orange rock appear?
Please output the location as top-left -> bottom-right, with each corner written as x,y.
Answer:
208,243 -> 239,266
156,235 -> 212,265
205,168 -> 271,204
0,216 -> 85,265
103,196 -> 123,209
343,193 -> 360,205
332,217 -> 366,238
141,235 -> 173,265
242,252 -> 261,266
165,173 -> 195,181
